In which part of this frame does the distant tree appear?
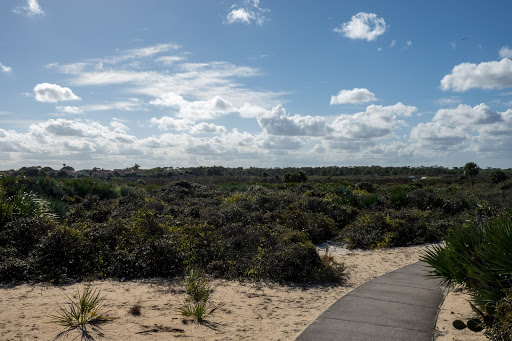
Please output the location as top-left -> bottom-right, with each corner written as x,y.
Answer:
490,169 -> 507,184
132,163 -> 141,170
464,162 -> 479,186
283,171 -> 308,183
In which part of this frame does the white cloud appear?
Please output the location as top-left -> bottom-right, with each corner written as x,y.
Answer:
60,55 -> 280,108
13,0 -> 44,16
410,122 -> 467,150
33,83 -> 81,103
150,116 -> 194,131
227,8 -> 254,24
411,103 -> 512,154
226,0 -> 269,26
108,43 -> 180,64
238,103 -> 270,118
499,46 -> 512,59
262,136 -> 303,150
0,62 -> 12,73
436,97 -> 461,106
334,12 -> 387,42
389,40 -> 396,48
433,103 -> 502,126
329,102 -> 416,140
155,55 -> 186,65
258,105 -> 329,136
441,58 -> 512,92
190,122 -> 227,134
407,40 -> 412,46
56,99 -> 142,114
330,88 -> 377,105
150,93 -> 237,120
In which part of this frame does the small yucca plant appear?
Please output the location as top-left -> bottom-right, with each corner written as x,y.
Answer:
50,286 -> 113,340
178,267 -> 223,322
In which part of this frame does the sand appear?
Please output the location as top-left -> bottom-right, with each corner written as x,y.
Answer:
435,288 -> 487,341
0,244 -> 484,340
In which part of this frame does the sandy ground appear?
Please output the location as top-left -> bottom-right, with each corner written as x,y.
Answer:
0,244 -> 482,340
435,288 -> 487,341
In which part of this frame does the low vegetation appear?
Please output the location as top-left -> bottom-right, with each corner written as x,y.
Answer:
422,212 -> 512,339
179,267 -> 222,322
0,165 -> 510,287
50,286 -> 113,340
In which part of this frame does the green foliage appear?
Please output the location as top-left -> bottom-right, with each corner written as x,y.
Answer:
1,169 -> 510,285
179,267 -> 222,322
491,170 -> 508,184
464,162 -> 480,186
423,214 -> 512,307
283,171 -> 308,183
485,288 -> 512,340
341,209 -> 449,249
50,286 -> 113,340
389,185 -> 408,209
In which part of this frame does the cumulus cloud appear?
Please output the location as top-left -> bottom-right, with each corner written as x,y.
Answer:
226,0 -> 269,26
33,83 -> 81,103
433,103 -> 502,126
441,58 -> 512,92
150,93 -> 237,120
330,88 -> 376,105
150,116 -> 194,131
410,122 -> 467,150
13,0 -> 44,16
499,46 -> 512,59
0,62 -> 12,73
411,103 -> 512,154
190,122 -> 227,134
262,136 -> 304,150
329,102 -> 416,140
258,105 -> 329,136
238,103 -> 270,118
334,12 -> 387,42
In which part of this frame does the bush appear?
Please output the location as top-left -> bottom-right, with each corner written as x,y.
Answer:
340,209 -> 448,249
491,170 -> 508,184
423,214 -> 512,307
486,288 -> 512,340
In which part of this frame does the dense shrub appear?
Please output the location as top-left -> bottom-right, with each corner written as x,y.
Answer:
423,214 -> 512,306
340,209 -> 449,249
486,288 -> 512,340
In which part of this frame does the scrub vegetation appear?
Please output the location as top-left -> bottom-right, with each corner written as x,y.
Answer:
0,164 -> 510,286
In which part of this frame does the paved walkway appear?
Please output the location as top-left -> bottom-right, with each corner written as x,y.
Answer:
296,261 -> 446,341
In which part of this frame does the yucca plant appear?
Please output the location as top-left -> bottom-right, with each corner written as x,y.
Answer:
178,267 -> 223,322
50,286 -> 113,340
0,187 -> 58,226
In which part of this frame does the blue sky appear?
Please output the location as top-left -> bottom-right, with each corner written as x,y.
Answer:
1,0 -> 512,170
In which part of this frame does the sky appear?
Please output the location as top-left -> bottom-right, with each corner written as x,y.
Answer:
1,0 -> 512,170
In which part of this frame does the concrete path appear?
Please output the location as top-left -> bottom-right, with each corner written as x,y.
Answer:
296,261 -> 446,341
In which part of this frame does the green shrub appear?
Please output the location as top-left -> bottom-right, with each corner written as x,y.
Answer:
486,289 -> 512,340
423,214 -> 512,308
341,209 -> 448,249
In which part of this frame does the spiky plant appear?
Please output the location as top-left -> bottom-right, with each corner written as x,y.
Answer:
50,286 -> 113,340
178,267 -> 223,322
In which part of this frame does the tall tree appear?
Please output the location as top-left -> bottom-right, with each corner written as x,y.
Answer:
464,162 -> 479,186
